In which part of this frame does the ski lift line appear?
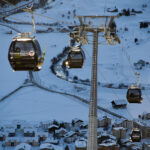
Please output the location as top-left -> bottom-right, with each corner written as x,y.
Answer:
143,90 -> 150,103
0,22 -> 21,33
104,0 -> 107,15
1,0 -> 74,26
99,70 -> 120,100
121,44 -> 139,84
126,106 -> 134,120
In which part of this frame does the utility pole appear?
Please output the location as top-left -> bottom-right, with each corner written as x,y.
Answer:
70,15 -> 120,150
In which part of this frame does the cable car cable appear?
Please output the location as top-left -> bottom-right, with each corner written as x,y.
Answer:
1,0 -> 75,26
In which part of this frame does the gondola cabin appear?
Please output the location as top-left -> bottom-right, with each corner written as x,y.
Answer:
65,46 -> 85,69
8,33 -> 43,71
126,85 -> 142,103
131,128 -> 141,142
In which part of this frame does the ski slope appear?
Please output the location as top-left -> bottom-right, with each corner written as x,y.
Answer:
0,0 -> 150,124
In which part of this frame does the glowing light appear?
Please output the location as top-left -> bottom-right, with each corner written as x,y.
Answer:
65,61 -> 69,66
29,51 -> 35,56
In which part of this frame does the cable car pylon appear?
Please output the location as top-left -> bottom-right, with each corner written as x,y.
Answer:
68,15 -> 120,150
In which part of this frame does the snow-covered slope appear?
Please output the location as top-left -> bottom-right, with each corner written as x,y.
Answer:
0,0 -> 150,123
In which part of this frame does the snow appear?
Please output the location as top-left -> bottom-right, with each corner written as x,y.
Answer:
15,143 -> 31,150
0,0 -> 150,149
75,139 -> 86,148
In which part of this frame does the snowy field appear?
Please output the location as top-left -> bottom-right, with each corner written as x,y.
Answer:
0,0 -> 150,124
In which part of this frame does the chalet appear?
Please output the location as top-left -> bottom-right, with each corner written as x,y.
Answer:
140,112 -> 150,120
12,120 -> 24,129
5,127 -> 16,137
133,120 -> 150,139
55,128 -> 67,138
72,118 -> 84,128
143,141 -> 150,150
98,143 -> 120,150
75,138 -> 87,150
62,122 -> 71,130
79,129 -> 88,138
112,127 -> 127,139
98,133 -> 116,144
24,128 -> 36,137
64,131 -> 78,143
45,138 -> 59,145
36,132 -> 48,142
111,100 -> 127,109
24,137 -> 39,146
113,119 -> 133,130
0,132 -> 7,141
8,128 -> 16,137
40,143 -> 54,150
98,116 -> 111,128
15,143 -> 31,150
80,122 -> 88,129
40,121 -> 53,131
5,137 -> 20,146
48,125 -> 59,134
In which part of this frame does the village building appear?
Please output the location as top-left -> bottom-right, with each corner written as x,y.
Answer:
80,122 -> 88,130
15,143 -> 31,150
98,116 -> 111,128
23,128 -> 36,137
24,137 -> 39,146
48,125 -> 59,134
4,126 -> 16,137
140,112 -> 150,120
5,137 -> 20,146
36,132 -> 48,142
72,118 -> 84,128
0,132 -> 7,141
111,100 -> 127,109
62,122 -> 71,130
75,138 -> 87,150
133,120 -> 150,139
55,128 -> 67,138
64,131 -> 78,143
143,141 -> 150,150
98,142 -> 120,150
113,119 -> 133,130
40,121 -> 53,131
97,133 -> 116,144
44,138 -> 59,145
112,127 -> 127,139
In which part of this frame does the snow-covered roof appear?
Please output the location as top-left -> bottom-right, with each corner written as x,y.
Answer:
40,143 -> 54,150
0,132 -> 7,136
48,124 -> 59,129
65,131 -> 76,137
112,99 -> 127,105
5,128 -> 16,133
36,132 -> 48,137
55,128 -> 67,134
99,141 -> 117,147
45,138 -> 59,144
75,139 -> 86,148
113,127 -> 126,131
24,128 -> 36,133
73,118 -> 83,123
15,143 -> 31,150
